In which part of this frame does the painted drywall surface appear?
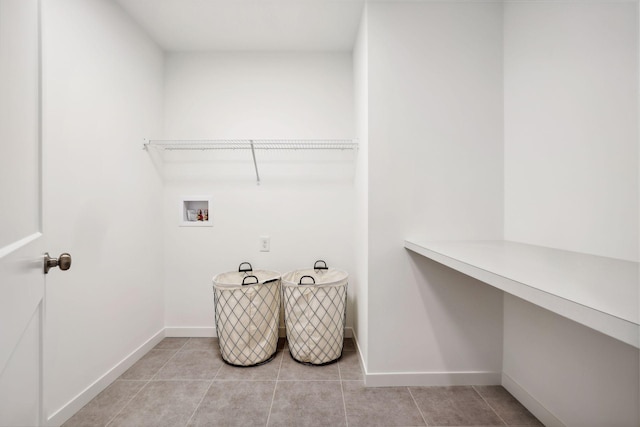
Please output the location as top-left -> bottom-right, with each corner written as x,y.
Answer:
504,1 -> 639,262
163,52 -> 353,140
502,3 -> 639,425
352,6 -> 369,366
43,0 -> 164,417
503,295 -> 639,427
162,53 -> 356,332
365,2 -> 504,375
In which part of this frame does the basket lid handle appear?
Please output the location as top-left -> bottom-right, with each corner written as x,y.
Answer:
238,262 -> 253,273
298,275 -> 316,285
242,275 -> 259,286
313,260 -> 328,270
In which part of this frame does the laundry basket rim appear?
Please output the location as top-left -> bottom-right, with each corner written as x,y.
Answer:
212,269 -> 281,288
281,268 -> 349,287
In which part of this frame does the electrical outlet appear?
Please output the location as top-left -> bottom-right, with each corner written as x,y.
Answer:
260,236 -> 270,252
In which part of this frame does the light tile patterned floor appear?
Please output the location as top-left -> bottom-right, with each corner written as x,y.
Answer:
63,337 -> 543,427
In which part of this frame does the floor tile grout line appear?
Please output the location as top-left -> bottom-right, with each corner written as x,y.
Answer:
265,348 -> 286,426
407,387 -> 430,427
338,360 -> 349,427
211,361 -> 224,380
276,347 -> 284,381
104,380 -> 150,427
472,385 -> 509,426
184,378 -> 215,427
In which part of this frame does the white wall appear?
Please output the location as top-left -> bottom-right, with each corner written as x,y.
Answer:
163,52 -> 353,140
502,3 -> 639,426
43,0 -> 165,421
364,2 -> 505,381
161,53 -> 356,334
504,1 -> 639,262
352,6 -> 369,366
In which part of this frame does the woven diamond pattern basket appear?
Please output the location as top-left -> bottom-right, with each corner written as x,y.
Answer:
282,261 -> 348,365
213,263 -> 280,367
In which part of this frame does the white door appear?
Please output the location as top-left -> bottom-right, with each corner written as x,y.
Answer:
0,0 -> 48,425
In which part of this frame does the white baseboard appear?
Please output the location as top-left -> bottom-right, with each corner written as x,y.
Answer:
350,328 -> 500,387
46,328 -> 165,427
164,327 -> 215,337
350,328 -> 367,380
502,372 -> 565,427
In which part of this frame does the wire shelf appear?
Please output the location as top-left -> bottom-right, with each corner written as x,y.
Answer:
143,139 -> 358,185
144,139 -> 358,151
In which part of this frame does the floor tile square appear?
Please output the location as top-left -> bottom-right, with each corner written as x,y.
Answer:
409,386 -> 505,426
268,381 -> 346,427
107,380 -> 209,427
216,351 -> 282,380
62,380 -> 145,427
119,350 -> 175,380
338,351 -> 362,380
277,351 -> 340,381
188,381 -> 275,426
155,350 -> 223,380
342,381 -> 425,426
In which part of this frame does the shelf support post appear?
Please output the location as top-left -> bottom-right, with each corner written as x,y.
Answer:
249,140 -> 261,185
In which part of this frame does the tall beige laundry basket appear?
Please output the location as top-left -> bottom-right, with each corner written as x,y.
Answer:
212,262 -> 280,367
282,260 -> 348,365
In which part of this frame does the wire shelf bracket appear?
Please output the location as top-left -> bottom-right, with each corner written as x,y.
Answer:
249,140 -> 260,185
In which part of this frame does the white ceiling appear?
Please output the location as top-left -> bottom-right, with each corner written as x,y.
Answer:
115,0 -> 366,52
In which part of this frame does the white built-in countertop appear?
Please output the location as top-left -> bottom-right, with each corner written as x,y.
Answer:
404,240 -> 639,349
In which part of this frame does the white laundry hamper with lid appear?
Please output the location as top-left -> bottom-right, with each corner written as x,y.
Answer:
212,262 -> 281,367
282,260 -> 348,365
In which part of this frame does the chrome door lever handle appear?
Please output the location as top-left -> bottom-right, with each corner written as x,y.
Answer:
44,252 -> 72,274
